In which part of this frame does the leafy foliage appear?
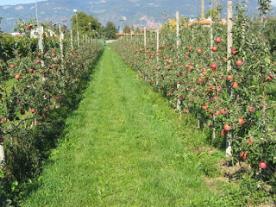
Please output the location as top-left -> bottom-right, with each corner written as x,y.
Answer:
0,30 -> 104,206
112,6 -> 275,186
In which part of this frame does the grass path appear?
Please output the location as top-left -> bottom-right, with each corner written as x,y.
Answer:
22,48 -> 233,207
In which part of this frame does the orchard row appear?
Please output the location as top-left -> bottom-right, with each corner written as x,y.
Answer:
113,10 -> 275,182
0,34 -> 103,205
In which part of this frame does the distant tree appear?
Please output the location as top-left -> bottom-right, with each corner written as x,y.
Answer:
104,21 -> 117,39
206,6 -> 222,20
71,11 -> 102,36
123,25 -> 131,34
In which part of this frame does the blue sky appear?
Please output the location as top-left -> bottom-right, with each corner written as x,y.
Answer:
0,0 -> 276,6
0,0 -> 44,5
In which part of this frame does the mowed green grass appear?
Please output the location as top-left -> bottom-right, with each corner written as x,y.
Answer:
22,48 -> 238,207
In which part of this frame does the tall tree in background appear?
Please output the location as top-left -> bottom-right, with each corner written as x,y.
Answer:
71,12 -> 102,37
104,21 -> 117,39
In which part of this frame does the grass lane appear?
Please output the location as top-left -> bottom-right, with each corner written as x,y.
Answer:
22,48 -> 239,207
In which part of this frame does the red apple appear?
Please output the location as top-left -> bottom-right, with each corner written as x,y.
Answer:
30,108 -> 37,114
248,106 -> 256,113
235,59 -> 244,68
226,75 -> 234,82
232,82 -> 239,89
239,117 -> 246,126
15,73 -> 21,80
210,63 -> 218,71
215,37 -> 222,43
231,47 -> 238,55
223,124 -> 232,132
240,151 -> 248,161
259,161 -> 267,169
211,46 -> 218,52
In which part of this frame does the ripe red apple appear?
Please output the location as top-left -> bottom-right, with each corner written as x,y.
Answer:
226,75 -> 234,82
235,59 -> 244,68
210,63 -> 218,71
220,108 -> 228,115
239,117 -> 246,126
223,124 -> 232,132
215,37 -> 222,43
30,108 -> 37,114
259,161 -> 267,169
231,47 -> 238,55
248,106 -> 256,113
211,46 -> 218,52
240,151 -> 248,161
15,73 -> 21,80
232,82 -> 239,89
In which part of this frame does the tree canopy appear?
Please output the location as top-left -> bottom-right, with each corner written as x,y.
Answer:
71,11 -> 117,39
104,21 -> 117,39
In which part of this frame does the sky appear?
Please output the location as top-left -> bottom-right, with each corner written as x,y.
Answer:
0,0 -> 45,5
0,0 -> 276,6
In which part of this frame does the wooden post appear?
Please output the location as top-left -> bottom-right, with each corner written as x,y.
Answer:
176,11 -> 180,48
226,0 -> 233,158
38,25 -> 44,54
70,29 -> 74,49
59,24 -> 64,64
227,0 -> 233,73
144,27 -> 147,51
201,0 -> 205,19
176,83 -> 182,111
210,22 -> 213,56
0,143 -> 4,165
156,28 -> 160,62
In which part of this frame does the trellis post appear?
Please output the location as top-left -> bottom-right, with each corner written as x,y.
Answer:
0,141 -> 4,165
59,24 -> 64,64
156,28 -> 160,62
70,29 -> 74,49
201,0 -> 205,19
176,11 -> 180,48
38,25 -> 44,54
144,27 -> 147,51
226,0 -> 233,158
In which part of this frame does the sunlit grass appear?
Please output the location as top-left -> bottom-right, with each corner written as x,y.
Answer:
22,48 -> 258,207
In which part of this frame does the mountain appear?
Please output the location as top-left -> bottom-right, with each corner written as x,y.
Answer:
0,0 -> 275,32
